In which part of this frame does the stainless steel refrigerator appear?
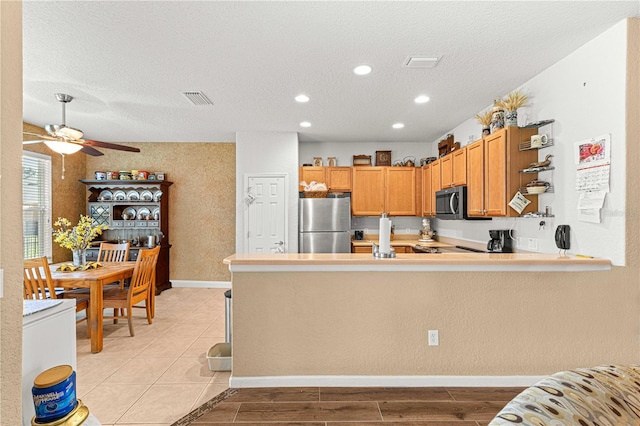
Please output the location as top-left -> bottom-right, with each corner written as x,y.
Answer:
299,196 -> 351,253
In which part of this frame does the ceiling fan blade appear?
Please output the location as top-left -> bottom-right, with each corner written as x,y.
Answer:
23,139 -> 45,145
79,145 -> 104,156
82,139 -> 141,153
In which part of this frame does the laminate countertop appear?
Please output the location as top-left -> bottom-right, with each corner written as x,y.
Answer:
224,252 -> 611,273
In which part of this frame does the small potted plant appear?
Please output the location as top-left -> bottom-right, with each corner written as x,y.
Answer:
496,90 -> 529,127
474,110 -> 493,137
53,215 -> 108,268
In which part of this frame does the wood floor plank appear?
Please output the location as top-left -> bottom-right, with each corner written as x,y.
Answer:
320,387 -> 452,401
379,401 -> 506,422
227,387 -> 320,402
235,402 -> 382,422
191,402 -> 241,423
446,387 -> 526,402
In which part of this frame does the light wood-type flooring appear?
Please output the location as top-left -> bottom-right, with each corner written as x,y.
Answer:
73,287 -> 523,425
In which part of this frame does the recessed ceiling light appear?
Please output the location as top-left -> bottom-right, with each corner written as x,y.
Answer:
415,95 -> 430,104
353,65 -> 372,75
392,123 -> 404,129
295,94 -> 310,103
300,121 -> 311,128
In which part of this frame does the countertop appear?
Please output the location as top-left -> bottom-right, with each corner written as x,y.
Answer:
224,252 -> 611,272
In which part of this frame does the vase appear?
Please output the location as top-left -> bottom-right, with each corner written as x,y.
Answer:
505,110 -> 518,127
482,127 -> 491,137
490,109 -> 504,133
72,249 -> 87,268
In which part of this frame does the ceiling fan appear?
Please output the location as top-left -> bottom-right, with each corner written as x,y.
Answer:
23,93 -> 141,157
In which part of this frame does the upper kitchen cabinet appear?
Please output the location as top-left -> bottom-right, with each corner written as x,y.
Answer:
441,147 -> 467,188
299,166 -> 352,192
352,167 -> 418,216
421,160 -> 441,217
326,166 -> 352,191
386,167 -> 418,216
466,127 -> 537,217
352,167 -> 386,215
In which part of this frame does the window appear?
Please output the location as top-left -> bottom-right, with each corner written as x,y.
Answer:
23,152 -> 52,260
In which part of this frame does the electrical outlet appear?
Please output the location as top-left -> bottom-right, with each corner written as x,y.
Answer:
528,238 -> 538,250
428,330 -> 439,346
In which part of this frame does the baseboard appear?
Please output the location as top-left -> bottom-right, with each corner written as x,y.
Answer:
171,280 -> 231,289
229,375 -> 545,388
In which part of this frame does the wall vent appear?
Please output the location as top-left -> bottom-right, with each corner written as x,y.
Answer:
403,55 -> 442,68
181,91 -> 213,106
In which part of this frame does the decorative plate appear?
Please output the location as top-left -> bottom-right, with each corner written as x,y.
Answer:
140,190 -> 153,201
122,207 -> 136,220
137,207 -> 151,220
113,190 -> 127,201
153,190 -> 163,202
127,190 -> 140,201
98,190 -> 113,201
152,207 -> 160,221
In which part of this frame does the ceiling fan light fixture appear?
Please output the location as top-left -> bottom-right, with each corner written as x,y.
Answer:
44,140 -> 83,155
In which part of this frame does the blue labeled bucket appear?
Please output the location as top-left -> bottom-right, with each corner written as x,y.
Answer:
32,365 -> 77,423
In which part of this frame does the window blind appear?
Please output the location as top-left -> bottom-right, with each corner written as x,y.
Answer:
23,152 -> 52,260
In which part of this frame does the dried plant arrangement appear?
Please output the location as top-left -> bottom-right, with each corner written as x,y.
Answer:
474,110 -> 493,127
496,90 -> 529,111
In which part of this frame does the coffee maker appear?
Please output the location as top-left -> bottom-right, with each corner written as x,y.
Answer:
487,229 -> 513,253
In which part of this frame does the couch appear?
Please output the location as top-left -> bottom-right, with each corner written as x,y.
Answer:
489,365 -> 640,425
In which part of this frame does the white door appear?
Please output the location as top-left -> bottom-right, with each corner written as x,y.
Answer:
246,175 -> 287,253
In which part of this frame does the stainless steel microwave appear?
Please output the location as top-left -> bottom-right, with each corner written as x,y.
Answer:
435,186 -> 468,220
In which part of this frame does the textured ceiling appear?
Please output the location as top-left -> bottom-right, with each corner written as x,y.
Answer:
22,1 -> 640,144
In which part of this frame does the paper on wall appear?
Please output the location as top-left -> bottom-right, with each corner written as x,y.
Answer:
574,134 -> 611,223
577,191 -> 607,210
508,191 -> 531,215
577,208 -> 601,223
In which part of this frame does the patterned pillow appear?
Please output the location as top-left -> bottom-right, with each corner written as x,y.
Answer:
489,365 -> 640,425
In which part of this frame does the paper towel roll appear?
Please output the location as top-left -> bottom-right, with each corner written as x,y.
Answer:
379,218 -> 391,254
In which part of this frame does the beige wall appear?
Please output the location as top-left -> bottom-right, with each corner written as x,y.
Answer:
85,143 -> 236,281
1,1 -> 23,424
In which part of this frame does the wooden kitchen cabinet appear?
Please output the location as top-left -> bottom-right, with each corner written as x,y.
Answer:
466,127 -> 537,217
452,147 -> 467,186
299,166 -> 326,190
352,167 -> 386,215
421,164 -> 432,216
326,166 -> 352,191
386,167 -> 417,215
300,166 -> 352,192
351,167 -> 418,216
441,155 -> 453,188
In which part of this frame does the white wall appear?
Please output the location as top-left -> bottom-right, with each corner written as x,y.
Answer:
235,132 -> 300,253
299,141 -> 433,168
434,19 -> 628,265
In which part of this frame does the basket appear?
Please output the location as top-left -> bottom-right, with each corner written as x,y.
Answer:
304,191 -> 328,198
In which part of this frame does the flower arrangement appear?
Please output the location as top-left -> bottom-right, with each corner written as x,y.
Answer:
53,215 -> 108,251
496,90 -> 529,112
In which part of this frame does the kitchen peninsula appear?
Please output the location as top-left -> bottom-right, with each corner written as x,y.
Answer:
223,253 -> 626,389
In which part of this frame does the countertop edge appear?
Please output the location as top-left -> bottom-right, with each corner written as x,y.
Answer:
224,253 -> 611,273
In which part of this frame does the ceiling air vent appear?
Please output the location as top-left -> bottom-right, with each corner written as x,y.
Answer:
181,91 -> 213,106
403,55 -> 442,68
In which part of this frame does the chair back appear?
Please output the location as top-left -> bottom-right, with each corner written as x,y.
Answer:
98,242 -> 130,262
128,246 -> 160,304
23,257 -> 56,300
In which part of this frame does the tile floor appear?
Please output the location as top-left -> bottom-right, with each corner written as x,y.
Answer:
75,287 -> 231,426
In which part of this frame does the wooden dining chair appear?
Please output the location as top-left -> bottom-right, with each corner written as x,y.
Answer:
102,246 -> 159,337
97,242 -> 130,263
23,257 -> 91,336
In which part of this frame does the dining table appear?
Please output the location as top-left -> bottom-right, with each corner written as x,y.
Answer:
50,261 -> 137,353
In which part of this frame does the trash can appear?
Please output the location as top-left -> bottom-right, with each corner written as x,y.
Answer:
207,289 -> 232,371
224,289 -> 232,343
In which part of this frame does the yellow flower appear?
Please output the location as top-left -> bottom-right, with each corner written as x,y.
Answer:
53,215 -> 108,251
